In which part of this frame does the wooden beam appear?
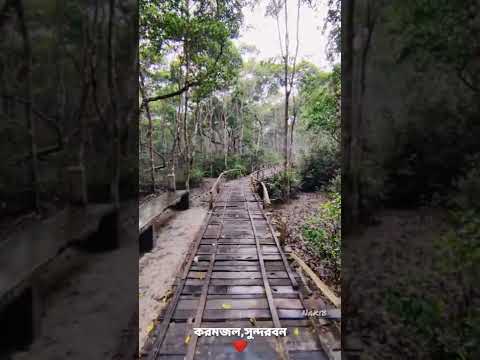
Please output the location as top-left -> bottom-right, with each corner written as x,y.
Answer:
208,169 -> 237,209
289,252 -> 341,308
260,181 -> 271,208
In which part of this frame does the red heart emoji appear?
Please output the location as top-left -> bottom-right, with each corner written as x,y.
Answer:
232,339 -> 248,352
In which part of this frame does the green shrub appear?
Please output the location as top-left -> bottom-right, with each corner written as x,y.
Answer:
299,145 -> 339,192
326,173 -> 341,194
265,169 -> 300,200
302,191 -> 341,278
189,167 -> 204,187
383,108 -> 480,207
385,161 -> 480,359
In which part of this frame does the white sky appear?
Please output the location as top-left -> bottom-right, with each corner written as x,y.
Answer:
236,0 -> 332,70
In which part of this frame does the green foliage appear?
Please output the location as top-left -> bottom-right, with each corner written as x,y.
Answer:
265,169 -> 300,200
449,155 -> 480,211
385,161 -> 480,359
300,65 -> 340,142
390,0 -> 480,93
302,191 -> 341,278
299,144 -> 339,192
383,107 -> 480,207
140,0 -> 244,99
326,173 -> 341,194
229,158 -> 247,177
189,166 -> 204,187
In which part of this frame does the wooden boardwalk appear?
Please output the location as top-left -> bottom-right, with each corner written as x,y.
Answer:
144,177 -> 330,360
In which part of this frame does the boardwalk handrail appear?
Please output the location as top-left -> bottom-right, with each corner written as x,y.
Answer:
259,181 -> 271,208
208,169 -> 238,209
250,165 -> 281,208
250,164 -> 282,186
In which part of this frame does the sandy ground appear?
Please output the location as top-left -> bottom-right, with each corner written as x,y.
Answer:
138,206 -> 207,350
11,202 -> 138,360
138,178 -> 212,350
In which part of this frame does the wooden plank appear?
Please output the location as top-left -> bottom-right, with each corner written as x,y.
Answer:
289,252 -> 340,308
254,192 -> 299,291
146,208 -> 214,360
209,285 -> 264,295
243,187 -> 290,360
199,319 -> 312,328
157,322 -> 188,356
177,298 -> 303,311
186,278 -> 294,286
181,293 -> 299,300
195,254 -> 282,261
185,190 -> 232,360
181,285 -> 298,296
207,271 -> 289,279
174,309 -> 273,321
191,265 -> 260,272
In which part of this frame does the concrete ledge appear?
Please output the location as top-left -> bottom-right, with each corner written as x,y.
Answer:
0,203 -> 117,354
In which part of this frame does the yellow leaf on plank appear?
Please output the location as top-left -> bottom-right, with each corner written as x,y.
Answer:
185,335 -> 191,344
293,328 -> 300,336
161,289 -> 173,303
147,322 -> 154,334
222,303 -> 232,309
198,272 -> 205,280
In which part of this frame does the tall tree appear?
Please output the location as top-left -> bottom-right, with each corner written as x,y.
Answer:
342,0 -> 354,233
267,0 -> 301,175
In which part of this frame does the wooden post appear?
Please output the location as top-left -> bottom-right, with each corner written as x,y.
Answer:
260,182 -> 271,209
167,172 -> 176,192
67,165 -> 88,206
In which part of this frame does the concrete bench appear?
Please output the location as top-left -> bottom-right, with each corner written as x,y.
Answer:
0,203 -> 116,353
139,191 -> 189,252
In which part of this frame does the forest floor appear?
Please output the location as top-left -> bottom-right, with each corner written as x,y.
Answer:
344,207 -> 449,357
269,191 -> 341,295
138,178 -> 215,350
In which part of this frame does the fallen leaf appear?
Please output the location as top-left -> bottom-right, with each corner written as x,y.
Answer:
222,303 -> 232,309
293,328 -> 300,336
185,335 -> 191,344
147,322 -> 154,333
160,289 -> 173,303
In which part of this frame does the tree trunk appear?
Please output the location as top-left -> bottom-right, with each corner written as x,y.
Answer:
140,72 -> 156,194
183,90 -> 190,190
209,102 -> 214,177
108,0 -> 120,208
183,0 -> 191,190
17,1 -> 40,212
283,0 -> 290,174
289,97 -> 297,165
223,109 -> 228,169
239,100 -> 244,155
342,0 -> 355,234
